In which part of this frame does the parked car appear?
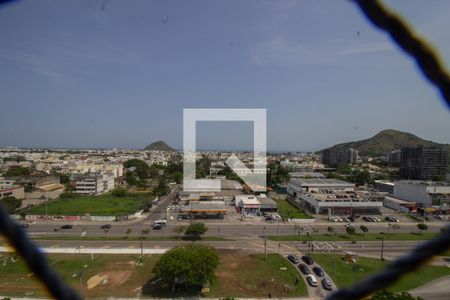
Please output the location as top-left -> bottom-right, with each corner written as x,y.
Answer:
19,223 -> 29,229
299,263 -> 310,275
306,275 -> 319,287
321,278 -> 333,290
287,254 -> 299,264
362,216 -> 371,222
312,266 -> 324,277
434,215 -> 444,220
373,216 -> 381,222
100,224 -> 111,229
60,224 -> 73,229
177,215 -> 183,221
302,255 -> 314,265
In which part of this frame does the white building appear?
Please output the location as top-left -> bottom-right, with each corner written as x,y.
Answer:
287,178 -> 382,215
75,173 -> 115,195
0,177 -> 25,200
394,180 -> 450,209
234,195 -> 261,215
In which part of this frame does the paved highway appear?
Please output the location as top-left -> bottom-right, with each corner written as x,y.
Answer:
24,221 -> 446,238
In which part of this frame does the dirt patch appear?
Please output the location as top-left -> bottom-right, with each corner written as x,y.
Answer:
87,271 -> 132,289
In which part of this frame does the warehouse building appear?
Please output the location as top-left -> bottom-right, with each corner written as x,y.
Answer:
287,178 -> 382,215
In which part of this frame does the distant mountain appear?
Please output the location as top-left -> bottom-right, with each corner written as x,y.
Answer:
319,129 -> 450,157
144,141 -> 175,151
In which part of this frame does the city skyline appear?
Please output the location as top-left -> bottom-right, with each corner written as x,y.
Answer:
1,0 -> 450,151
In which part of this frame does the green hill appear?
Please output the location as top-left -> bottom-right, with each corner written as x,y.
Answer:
320,129 -> 450,157
144,141 -> 175,151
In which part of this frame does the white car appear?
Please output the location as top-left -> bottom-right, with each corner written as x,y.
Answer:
306,275 -> 319,287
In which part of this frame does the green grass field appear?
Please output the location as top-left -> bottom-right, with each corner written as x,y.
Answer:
274,198 -> 312,219
268,232 -> 441,241
0,253 -> 159,298
26,194 -> 153,216
0,252 -> 307,298
208,253 -> 307,298
24,194 -> 153,216
312,254 -> 450,292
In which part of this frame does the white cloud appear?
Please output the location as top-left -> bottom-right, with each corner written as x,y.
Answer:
251,37 -> 394,66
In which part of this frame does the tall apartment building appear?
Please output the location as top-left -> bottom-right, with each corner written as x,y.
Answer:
386,149 -> 401,166
322,148 -> 358,166
399,147 -> 448,180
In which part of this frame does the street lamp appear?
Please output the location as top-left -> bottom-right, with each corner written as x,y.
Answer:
44,195 -> 48,235
379,233 -> 385,261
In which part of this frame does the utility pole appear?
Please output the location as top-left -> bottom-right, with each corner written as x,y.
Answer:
140,233 -> 143,259
380,234 -> 385,261
79,270 -> 84,299
45,195 -> 48,235
264,226 -> 267,260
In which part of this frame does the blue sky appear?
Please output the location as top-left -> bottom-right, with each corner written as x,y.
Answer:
0,0 -> 449,151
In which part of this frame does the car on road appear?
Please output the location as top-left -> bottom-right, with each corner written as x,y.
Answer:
100,224 -> 111,229
152,224 -> 162,230
385,216 -> 399,222
302,255 -> 314,265
306,275 -> 319,287
321,278 -> 333,290
152,220 -> 167,227
287,254 -> 299,264
312,266 -> 324,277
299,263 -> 310,275
60,224 -> 73,229
19,223 -> 29,229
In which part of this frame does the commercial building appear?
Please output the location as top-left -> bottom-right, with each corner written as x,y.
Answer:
399,147 -> 448,180
383,195 -> 417,213
374,180 -> 394,194
257,194 -> 277,212
0,177 -> 25,199
290,172 -> 324,179
393,180 -> 450,211
75,173 -> 115,195
182,201 -> 227,218
287,178 -> 382,215
235,195 -> 261,215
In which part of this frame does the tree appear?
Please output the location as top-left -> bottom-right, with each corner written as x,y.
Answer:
172,225 -> 186,239
4,166 -> 30,177
59,174 -> 70,185
370,290 -> 423,300
417,223 -> 428,234
327,226 -> 334,234
360,225 -> 369,234
185,222 -> 208,240
124,159 -> 150,186
346,226 -> 355,235
111,187 -> 128,197
154,178 -> 169,197
152,244 -> 219,290
1,196 -> 21,214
